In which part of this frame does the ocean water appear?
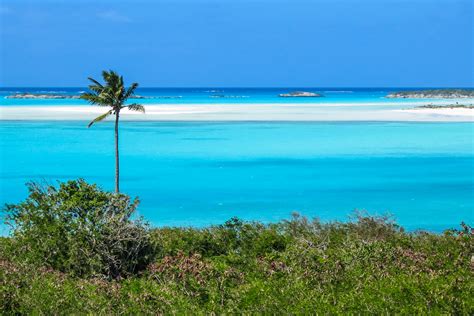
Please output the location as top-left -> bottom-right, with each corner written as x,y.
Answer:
1,121 -> 473,233
2,87 -> 474,106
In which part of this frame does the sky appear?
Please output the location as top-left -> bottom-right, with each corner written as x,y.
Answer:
0,0 -> 472,87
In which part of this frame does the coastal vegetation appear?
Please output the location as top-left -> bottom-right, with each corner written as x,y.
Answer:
415,104 -> 474,109
81,71 -> 145,193
386,89 -> 474,99
2,180 -> 473,314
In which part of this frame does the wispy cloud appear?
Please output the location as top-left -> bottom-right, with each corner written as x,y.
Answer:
97,10 -> 131,23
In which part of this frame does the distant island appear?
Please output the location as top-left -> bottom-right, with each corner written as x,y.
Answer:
6,93 -> 81,99
5,93 -> 180,100
279,91 -> 322,97
415,104 -> 474,109
210,95 -> 249,99
386,89 -> 474,99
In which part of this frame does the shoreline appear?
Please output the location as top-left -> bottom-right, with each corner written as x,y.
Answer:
1,103 -> 473,122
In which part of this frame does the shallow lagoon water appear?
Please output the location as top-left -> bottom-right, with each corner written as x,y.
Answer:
1,121 -> 473,232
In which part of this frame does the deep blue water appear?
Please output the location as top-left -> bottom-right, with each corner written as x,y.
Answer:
2,87 -> 473,106
1,121 -> 473,233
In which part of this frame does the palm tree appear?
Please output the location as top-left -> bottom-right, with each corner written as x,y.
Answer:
81,70 -> 145,193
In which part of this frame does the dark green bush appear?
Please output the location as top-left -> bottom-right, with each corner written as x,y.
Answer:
3,179 -> 152,279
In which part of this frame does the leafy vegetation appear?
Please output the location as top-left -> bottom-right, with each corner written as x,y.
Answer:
1,180 -> 473,314
3,180 -> 152,279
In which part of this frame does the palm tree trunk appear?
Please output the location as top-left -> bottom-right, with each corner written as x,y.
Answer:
115,111 -> 120,193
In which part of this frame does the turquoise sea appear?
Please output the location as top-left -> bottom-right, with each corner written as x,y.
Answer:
1,119 -> 473,233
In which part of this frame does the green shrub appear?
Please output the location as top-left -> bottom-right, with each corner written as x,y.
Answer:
1,180 -> 473,314
3,179 -> 152,279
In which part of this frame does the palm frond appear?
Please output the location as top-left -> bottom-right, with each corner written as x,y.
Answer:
98,91 -> 116,106
80,92 -> 100,103
127,103 -> 145,113
102,70 -> 113,82
81,92 -> 111,107
88,85 -> 103,94
87,77 -> 104,88
83,70 -> 144,112
88,110 -> 113,128
123,83 -> 139,101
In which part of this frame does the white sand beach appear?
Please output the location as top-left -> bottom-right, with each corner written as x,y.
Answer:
0,103 -> 473,122
394,108 -> 474,117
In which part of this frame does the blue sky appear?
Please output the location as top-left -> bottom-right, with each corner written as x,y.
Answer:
0,0 -> 472,87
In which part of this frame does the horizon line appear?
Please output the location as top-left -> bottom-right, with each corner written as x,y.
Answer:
1,86 -> 473,89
